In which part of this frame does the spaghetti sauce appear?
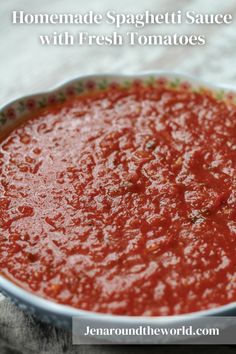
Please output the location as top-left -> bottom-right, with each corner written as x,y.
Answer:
1,82 -> 236,315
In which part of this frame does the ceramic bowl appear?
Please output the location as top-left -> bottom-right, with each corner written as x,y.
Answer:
1,72 -> 236,336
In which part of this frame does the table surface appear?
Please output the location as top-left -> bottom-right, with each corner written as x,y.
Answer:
1,0 -> 236,352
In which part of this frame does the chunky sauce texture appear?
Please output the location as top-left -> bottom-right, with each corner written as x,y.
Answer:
1,84 -> 236,316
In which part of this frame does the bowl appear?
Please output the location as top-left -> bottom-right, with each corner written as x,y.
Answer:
1,72 -> 236,338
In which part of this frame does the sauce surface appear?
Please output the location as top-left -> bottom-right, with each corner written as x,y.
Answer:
1,83 -> 236,316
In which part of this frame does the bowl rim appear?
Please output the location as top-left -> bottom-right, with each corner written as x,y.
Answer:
1,70 -> 236,112
1,274 -> 236,324
1,70 -> 236,324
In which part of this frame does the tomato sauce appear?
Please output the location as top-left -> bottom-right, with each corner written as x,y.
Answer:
1,83 -> 236,316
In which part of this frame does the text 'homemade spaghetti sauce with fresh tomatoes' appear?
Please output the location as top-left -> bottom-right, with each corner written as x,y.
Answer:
1,82 -> 236,316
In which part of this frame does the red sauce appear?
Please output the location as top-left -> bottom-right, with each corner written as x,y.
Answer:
1,84 -> 236,316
